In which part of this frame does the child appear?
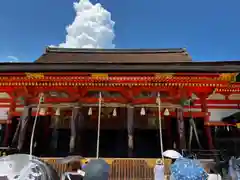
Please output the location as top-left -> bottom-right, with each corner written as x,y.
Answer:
154,159 -> 165,180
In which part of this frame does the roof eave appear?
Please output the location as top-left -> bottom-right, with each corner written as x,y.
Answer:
0,62 -> 239,72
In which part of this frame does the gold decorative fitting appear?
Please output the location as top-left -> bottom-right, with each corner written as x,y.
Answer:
155,73 -> 174,78
91,73 -> 108,78
219,73 -> 237,82
25,73 -> 44,79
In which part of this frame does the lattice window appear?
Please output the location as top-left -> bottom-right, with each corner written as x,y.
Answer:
85,91 -> 123,98
40,91 -> 69,98
105,91 -> 122,98
85,91 -> 101,98
136,91 -> 168,98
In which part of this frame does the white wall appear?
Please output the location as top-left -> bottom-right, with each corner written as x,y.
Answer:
209,108 -> 240,122
0,108 -> 9,120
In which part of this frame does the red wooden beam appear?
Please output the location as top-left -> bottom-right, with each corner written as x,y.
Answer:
205,122 -> 235,126
28,97 -> 78,104
79,87 -> 127,96
188,87 -> 214,94
168,111 -> 209,118
131,87 -> 176,95
29,87 -> 79,95
79,97 -> 128,104
194,99 -> 240,104
0,87 -> 14,93
0,99 -> 11,103
133,98 -> 181,105
0,98 -> 240,107
10,111 -> 208,119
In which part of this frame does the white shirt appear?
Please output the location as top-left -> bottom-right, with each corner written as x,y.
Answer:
207,174 -> 222,180
154,164 -> 164,180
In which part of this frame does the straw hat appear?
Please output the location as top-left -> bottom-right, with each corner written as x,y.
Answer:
156,159 -> 163,165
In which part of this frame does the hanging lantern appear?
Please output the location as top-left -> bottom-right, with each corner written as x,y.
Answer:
88,107 -> 92,116
163,108 -> 170,116
173,141 -> 176,149
55,108 -> 61,116
39,108 -> 46,116
140,107 -> 145,116
112,108 -> 117,117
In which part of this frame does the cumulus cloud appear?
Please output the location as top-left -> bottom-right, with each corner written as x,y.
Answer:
7,56 -> 19,62
56,0 -> 115,48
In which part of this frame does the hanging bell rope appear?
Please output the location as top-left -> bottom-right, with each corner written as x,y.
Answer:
96,92 -> 102,159
157,92 -> 164,164
188,99 -> 203,152
29,93 -> 44,159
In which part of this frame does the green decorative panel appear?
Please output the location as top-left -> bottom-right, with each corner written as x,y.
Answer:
235,73 -> 240,82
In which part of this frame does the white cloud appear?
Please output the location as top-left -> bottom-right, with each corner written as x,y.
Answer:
7,56 -> 19,62
55,0 -> 115,48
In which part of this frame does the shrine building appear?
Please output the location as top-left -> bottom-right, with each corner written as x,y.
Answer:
0,47 -> 239,158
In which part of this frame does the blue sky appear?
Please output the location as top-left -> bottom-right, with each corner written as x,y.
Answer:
0,0 -> 240,62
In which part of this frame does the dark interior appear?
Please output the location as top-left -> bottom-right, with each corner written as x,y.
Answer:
212,126 -> 240,157
1,116 -> 19,146
3,115 -> 209,158
184,117 -> 208,150
53,129 -> 164,158
134,129 -> 162,158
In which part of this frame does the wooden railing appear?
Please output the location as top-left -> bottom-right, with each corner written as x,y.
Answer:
42,158 -> 172,179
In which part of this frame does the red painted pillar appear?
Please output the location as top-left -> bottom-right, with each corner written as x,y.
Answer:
3,99 -> 15,146
177,108 -> 186,150
201,95 -> 214,149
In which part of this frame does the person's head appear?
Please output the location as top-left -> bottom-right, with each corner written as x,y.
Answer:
171,158 -> 176,164
156,159 -> 163,165
67,161 -> 82,171
82,160 -> 88,169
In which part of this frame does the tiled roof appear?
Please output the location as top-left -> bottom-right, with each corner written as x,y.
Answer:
35,47 -> 192,63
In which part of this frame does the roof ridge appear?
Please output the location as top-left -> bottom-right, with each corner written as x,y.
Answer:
45,47 -> 187,54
